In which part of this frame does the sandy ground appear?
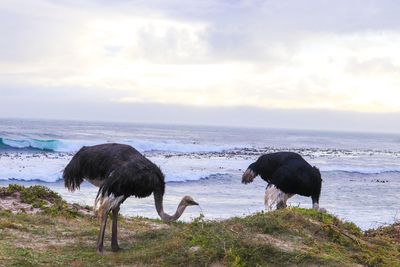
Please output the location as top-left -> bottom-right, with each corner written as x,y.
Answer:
0,191 -> 41,214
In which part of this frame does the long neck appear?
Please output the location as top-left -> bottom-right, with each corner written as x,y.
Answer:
154,191 -> 186,222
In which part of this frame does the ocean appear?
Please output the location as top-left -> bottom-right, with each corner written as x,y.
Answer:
0,118 -> 399,230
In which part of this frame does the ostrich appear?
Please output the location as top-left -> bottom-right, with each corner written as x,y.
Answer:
63,143 -> 198,254
242,152 -> 324,211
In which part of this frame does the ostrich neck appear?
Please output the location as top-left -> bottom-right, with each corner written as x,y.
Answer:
154,191 -> 186,222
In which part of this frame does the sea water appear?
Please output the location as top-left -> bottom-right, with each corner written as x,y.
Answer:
0,118 -> 399,230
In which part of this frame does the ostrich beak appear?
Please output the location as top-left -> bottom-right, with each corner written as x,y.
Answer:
188,200 -> 199,206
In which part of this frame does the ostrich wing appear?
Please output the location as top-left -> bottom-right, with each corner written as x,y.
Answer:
98,159 -> 165,200
270,159 -> 318,197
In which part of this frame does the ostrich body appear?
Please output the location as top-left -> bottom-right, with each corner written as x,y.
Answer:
63,143 -> 198,253
242,152 -> 323,211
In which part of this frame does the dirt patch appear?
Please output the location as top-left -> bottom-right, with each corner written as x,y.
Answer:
69,203 -> 93,217
252,233 -> 303,252
2,228 -> 92,252
123,218 -> 170,231
0,192 -> 41,214
142,221 -> 170,230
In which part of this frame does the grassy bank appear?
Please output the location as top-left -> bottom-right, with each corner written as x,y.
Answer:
0,185 -> 399,266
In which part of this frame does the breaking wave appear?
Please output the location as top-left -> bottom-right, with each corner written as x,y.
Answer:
0,137 -> 236,153
0,138 -> 63,152
0,170 -> 229,184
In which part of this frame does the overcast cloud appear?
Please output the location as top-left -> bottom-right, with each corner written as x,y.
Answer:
1,0 -> 400,132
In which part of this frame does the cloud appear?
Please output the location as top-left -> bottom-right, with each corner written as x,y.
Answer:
1,0 -> 400,131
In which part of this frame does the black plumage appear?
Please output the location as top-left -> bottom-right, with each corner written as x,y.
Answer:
64,143 -> 165,198
63,143 -> 198,254
242,152 -> 323,210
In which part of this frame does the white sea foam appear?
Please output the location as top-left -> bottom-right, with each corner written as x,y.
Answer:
1,149 -> 400,184
0,152 -> 233,183
0,153 -> 67,182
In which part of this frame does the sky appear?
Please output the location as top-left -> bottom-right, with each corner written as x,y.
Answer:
0,0 -> 400,132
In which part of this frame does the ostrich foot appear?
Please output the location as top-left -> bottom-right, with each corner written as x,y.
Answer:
97,247 -> 104,255
312,203 -> 327,213
111,245 -> 122,252
276,201 -> 287,209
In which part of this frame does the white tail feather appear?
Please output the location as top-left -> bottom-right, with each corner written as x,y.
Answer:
94,191 -> 124,215
242,169 -> 256,184
264,185 -> 293,210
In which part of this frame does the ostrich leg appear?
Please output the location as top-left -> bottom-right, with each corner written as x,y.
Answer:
97,209 -> 109,254
312,194 -> 321,210
111,206 -> 121,252
277,193 -> 294,209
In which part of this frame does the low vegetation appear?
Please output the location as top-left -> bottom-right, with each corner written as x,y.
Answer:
0,184 -> 90,217
0,184 -> 399,266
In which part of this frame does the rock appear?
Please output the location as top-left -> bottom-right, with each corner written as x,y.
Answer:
188,246 -> 200,253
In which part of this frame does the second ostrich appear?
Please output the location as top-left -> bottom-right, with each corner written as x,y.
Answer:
63,143 -> 198,254
242,152 -> 324,211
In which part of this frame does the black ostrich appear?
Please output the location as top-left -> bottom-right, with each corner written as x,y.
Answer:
242,152 -> 324,211
63,143 -> 199,254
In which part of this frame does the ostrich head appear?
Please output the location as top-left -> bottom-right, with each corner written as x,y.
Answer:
180,196 -> 199,207
154,193 -> 199,222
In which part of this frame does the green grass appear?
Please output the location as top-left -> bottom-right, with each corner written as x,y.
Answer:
0,185 -> 399,266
